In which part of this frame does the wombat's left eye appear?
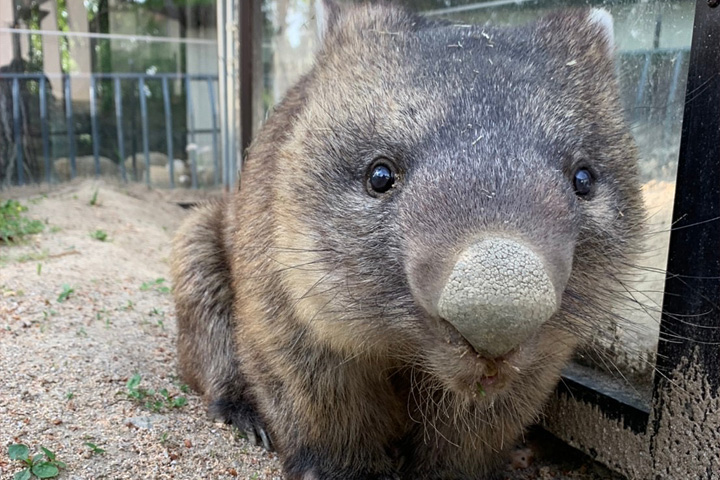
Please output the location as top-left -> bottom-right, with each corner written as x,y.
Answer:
367,160 -> 396,195
573,168 -> 593,196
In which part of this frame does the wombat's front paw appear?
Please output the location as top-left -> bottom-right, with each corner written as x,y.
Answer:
210,396 -> 273,451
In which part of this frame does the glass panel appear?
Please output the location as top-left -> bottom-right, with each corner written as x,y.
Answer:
420,0 -> 692,398
260,0 -> 321,116
0,0 -> 221,188
257,0 -> 694,398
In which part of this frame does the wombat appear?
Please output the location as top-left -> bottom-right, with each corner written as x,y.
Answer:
171,2 -> 643,479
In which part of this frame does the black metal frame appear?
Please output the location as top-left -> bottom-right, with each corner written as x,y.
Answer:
239,0 -> 257,157
652,0 -> 720,415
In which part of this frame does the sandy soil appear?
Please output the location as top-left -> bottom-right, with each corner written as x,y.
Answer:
0,179 -> 624,480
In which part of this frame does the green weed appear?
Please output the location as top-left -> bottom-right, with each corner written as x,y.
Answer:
83,442 -> 105,455
140,278 -> 171,294
90,229 -> 108,242
56,285 -> 74,303
125,374 -> 187,412
16,250 -> 49,263
0,200 -> 44,244
8,444 -> 66,479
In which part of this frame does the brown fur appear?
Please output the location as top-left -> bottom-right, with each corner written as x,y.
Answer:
171,3 -> 643,479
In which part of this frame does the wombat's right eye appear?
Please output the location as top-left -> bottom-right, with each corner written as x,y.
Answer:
573,168 -> 594,196
367,160 -> 396,195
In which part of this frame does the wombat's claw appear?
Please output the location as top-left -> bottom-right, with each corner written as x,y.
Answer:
258,427 -> 273,451
209,396 -> 274,451
245,427 -> 273,452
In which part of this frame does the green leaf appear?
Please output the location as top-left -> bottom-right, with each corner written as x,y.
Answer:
32,453 -> 44,463
127,373 -> 142,390
32,462 -> 59,478
172,396 -> 187,408
13,468 -> 31,480
84,442 -> 105,455
57,284 -> 74,302
53,461 -> 67,469
8,444 -> 30,461
40,446 -> 55,461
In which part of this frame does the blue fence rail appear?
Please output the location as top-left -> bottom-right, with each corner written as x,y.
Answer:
0,72 -> 220,188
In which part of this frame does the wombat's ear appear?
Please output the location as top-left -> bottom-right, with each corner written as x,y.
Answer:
538,8 -> 617,61
587,8 -> 615,55
315,0 -> 342,41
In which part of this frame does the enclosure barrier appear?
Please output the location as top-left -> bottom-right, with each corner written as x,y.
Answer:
0,49 -> 687,190
0,72 -> 220,189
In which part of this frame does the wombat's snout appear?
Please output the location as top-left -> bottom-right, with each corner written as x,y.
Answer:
437,238 -> 561,358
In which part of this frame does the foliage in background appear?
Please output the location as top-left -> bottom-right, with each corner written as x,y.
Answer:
55,0 -> 76,73
0,200 -> 44,244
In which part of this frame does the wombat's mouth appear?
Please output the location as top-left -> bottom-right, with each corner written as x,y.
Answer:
436,315 -> 515,361
434,315 -> 525,394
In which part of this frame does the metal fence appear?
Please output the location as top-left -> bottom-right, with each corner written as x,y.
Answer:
0,47 -> 689,189
0,72 -> 221,189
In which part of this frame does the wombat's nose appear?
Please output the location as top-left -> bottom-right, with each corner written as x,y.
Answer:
437,238 -> 559,358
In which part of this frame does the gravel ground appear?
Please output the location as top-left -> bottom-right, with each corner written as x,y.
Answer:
1,179 -> 625,479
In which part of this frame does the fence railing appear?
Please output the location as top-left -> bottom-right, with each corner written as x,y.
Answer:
0,47 -> 690,189
0,72 -> 221,189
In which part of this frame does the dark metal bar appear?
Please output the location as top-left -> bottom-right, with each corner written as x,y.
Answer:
185,76 -> 199,189
179,128 -> 218,135
162,77 -> 175,188
114,77 -> 127,182
39,76 -> 50,183
64,74 -> 77,179
0,73 -> 47,79
207,78 -> 220,187
0,73 -> 219,80
653,0 -> 720,397
89,76 -> 101,176
12,78 -> 23,185
138,77 -> 151,187
623,47 -> 689,56
239,0 -> 255,156
217,0 -> 229,191
634,53 -> 651,118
